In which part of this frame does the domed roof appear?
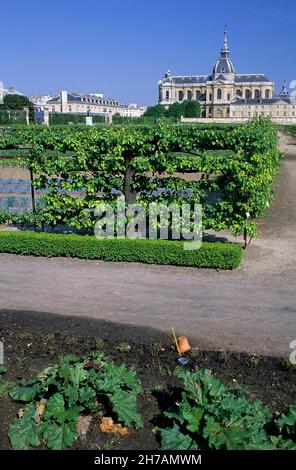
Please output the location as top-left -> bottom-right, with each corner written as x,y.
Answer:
212,26 -> 235,77
213,57 -> 235,76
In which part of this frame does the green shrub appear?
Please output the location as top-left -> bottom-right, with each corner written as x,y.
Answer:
0,231 -> 242,269
49,113 -> 105,125
0,211 -> 9,225
158,368 -> 296,450
8,352 -> 143,450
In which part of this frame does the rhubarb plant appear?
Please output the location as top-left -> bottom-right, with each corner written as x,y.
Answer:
8,352 -> 143,450
158,368 -> 296,450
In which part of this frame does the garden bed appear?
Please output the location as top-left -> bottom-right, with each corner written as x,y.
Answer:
0,311 -> 295,450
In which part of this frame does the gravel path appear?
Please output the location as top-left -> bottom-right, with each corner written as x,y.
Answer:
0,132 -> 295,356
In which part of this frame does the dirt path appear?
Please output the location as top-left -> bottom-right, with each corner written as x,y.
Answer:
0,132 -> 296,356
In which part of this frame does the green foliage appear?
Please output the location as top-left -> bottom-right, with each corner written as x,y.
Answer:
0,365 -> 15,398
8,352 -> 143,450
0,94 -> 35,123
0,110 -> 28,125
0,117 -> 281,237
49,113 -> 105,125
143,104 -> 167,118
0,231 -> 243,269
158,368 -> 296,450
183,100 -> 201,118
0,211 -> 9,225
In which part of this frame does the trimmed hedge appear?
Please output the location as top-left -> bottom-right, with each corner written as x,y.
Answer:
0,231 -> 242,269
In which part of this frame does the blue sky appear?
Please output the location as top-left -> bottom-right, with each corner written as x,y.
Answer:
1,0 -> 295,105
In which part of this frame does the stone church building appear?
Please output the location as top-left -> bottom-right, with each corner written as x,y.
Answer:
158,27 -> 295,119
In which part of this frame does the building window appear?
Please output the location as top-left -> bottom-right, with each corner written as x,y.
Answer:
236,89 -> 242,97
245,89 -> 251,99
68,106 -> 72,112
178,90 -> 184,101
165,90 -> 169,100
227,93 -> 231,101
187,90 -> 192,101
196,90 -> 201,100
209,93 -> 213,101
217,88 -> 222,100
254,89 -> 260,99
265,89 -> 271,99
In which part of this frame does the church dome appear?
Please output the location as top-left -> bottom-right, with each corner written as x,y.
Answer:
213,57 -> 235,75
212,26 -> 235,77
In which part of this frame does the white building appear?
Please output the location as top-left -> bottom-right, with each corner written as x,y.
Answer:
46,91 -> 146,118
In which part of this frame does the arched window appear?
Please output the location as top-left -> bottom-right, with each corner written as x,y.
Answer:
165,90 -> 169,100
254,89 -> 260,99
187,90 -> 192,101
209,93 -> 213,101
245,89 -> 251,99
178,90 -> 184,101
265,89 -> 270,99
196,90 -> 201,100
236,89 -> 242,98
217,88 -> 222,100
227,93 -> 231,101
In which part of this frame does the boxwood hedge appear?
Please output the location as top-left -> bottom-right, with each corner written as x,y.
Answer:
0,231 -> 242,269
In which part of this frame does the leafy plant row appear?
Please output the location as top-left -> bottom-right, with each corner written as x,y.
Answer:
4,357 -> 296,450
0,117 -> 281,236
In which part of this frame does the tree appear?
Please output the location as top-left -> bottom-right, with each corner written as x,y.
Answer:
165,102 -> 183,119
143,104 -> 166,118
1,94 -> 35,123
183,100 -> 201,118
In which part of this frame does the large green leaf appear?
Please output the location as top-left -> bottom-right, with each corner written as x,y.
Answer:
9,380 -> 39,402
160,423 -> 197,450
109,389 -> 143,429
183,407 -> 204,433
0,364 -> 7,375
68,363 -> 87,387
44,393 -> 80,423
44,393 -> 65,420
42,421 -> 77,450
64,385 -> 79,407
8,404 -> 40,450
79,386 -> 96,407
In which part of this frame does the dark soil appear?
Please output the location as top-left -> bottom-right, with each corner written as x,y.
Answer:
0,310 -> 296,451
